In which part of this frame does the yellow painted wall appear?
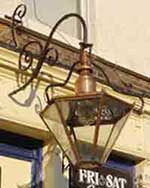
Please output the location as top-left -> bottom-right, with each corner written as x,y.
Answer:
0,156 -> 31,188
93,0 -> 150,77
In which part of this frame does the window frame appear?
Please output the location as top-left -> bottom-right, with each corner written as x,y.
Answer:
22,0 -> 96,47
0,132 -> 43,188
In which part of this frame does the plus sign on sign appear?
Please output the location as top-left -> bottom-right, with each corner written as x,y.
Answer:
69,165 -> 133,188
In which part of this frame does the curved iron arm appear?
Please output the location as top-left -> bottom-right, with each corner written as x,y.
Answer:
45,61 -> 80,103
9,13 -> 88,96
92,62 -> 111,86
92,62 -> 145,111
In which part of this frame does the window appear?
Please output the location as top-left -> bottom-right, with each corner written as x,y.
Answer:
106,155 -> 135,187
1,0 -> 96,47
24,0 -> 81,40
0,130 -> 43,188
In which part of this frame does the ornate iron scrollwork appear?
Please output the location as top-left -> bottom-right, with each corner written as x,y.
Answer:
9,9 -> 88,103
18,41 -> 43,71
5,4 -> 27,47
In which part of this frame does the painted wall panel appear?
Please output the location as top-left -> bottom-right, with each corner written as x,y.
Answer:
116,114 -> 145,157
94,0 -> 150,77
0,156 -> 31,188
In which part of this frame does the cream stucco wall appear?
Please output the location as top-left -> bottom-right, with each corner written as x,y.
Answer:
1,1 -> 150,187
93,0 -> 150,77
0,156 -> 31,188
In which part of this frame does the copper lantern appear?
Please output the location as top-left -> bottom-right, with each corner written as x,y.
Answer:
8,8 -> 134,169
39,44 -> 133,168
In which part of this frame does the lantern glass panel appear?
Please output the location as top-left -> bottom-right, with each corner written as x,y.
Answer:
40,101 -> 78,164
40,93 -> 132,165
98,111 -> 131,163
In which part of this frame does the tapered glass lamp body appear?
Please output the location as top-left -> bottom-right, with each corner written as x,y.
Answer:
40,92 -> 132,168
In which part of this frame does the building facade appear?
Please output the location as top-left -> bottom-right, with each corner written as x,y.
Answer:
0,1 -> 150,188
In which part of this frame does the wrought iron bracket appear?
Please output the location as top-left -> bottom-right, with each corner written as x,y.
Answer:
7,4 -> 149,110
8,6 -> 90,104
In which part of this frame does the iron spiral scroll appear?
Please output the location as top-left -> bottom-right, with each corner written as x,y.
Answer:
5,4 -> 27,47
